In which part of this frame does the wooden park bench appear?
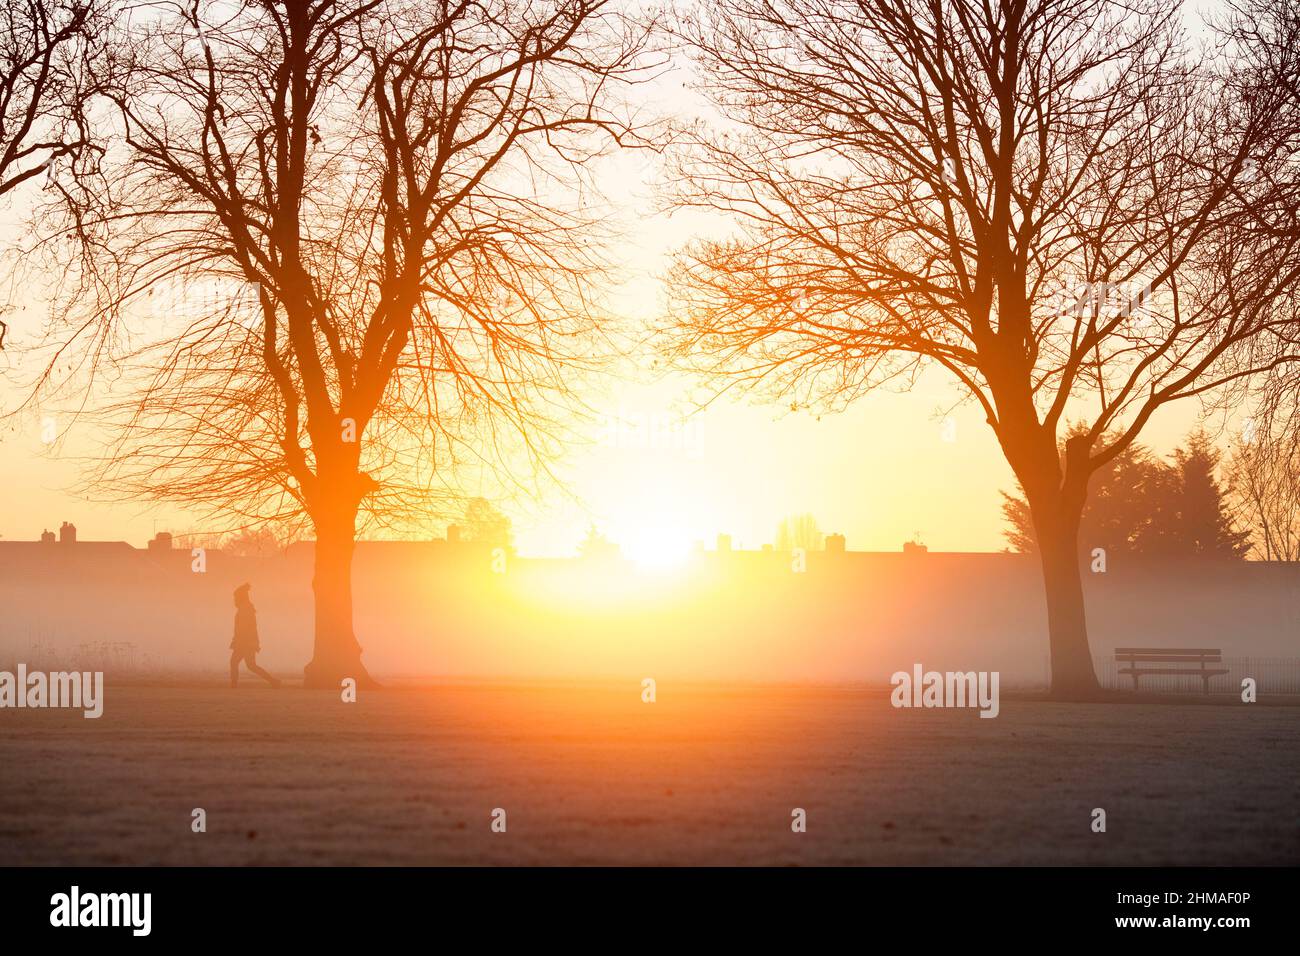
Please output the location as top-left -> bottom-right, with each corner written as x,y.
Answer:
1115,647 -> 1229,695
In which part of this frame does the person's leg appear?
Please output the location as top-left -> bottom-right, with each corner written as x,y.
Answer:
229,651 -> 240,688
244,654 -> 281,687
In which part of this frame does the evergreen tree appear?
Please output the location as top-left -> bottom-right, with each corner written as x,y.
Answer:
1001,425 -> 1164,554
1165,433 -> 1252,558
1002,429 -> 1248,558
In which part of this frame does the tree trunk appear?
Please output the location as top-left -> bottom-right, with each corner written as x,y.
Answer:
302,504 -> 377,689
1033,509 -> 1102,699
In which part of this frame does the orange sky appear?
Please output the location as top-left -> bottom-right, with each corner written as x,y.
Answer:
0,212 -> 1215,561
0,1 -> 1235,558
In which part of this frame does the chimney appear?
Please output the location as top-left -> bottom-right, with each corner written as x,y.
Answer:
148,531 -> 174,552
446,524 -> 461,544
716,533 -> 732,553
825,533 -> 846,553
59,521 -> 76,545
40,529 -> 56,544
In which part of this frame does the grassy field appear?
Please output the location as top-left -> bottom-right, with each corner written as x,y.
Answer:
0,679 -> 1296,865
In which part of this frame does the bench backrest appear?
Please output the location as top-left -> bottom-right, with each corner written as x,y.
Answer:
1114,647 -> 1222,663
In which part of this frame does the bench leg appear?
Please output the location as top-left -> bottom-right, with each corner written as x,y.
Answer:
1201,673 -> 1210,696
1131,672 -> 1140,692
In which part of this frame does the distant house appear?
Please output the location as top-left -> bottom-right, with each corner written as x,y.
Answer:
0,521 -> 141,570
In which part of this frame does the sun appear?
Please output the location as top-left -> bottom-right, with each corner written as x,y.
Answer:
620,524 -> 692,571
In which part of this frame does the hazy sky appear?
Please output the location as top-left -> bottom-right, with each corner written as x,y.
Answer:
0,0 -> 1238,560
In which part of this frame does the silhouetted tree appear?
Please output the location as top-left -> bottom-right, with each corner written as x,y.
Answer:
665,0 -> 1298,696
172,526 -> 298,557
1004,429 -> 1249,558
577,523 -> 619,559
0,0 -> 103,198
219,527 -> 295,559
23,0 -> 663,686
0,0 -> 107,350
775,513 -> 822,552
1164,433 -> 1251,557
461,497 -> 512,550
1002,426 -> 1162,555
1216,0 -> 1300,492
1226,421 -> 1300,560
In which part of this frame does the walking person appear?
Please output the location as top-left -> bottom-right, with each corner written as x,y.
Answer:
230,583 -> 281,688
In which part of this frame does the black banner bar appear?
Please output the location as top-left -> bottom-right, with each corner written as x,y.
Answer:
0,866 -> 1287,943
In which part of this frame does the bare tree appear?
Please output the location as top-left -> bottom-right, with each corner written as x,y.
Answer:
173,526 -> 299,559
23,0 -> 662,687
775,512 -> 821,552
1217,1 -> 1300,451
0,0 -> 106,350
664,0 -> 1299,696
1226,423 -> 1300,560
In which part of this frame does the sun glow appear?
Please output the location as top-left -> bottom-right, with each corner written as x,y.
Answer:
620,523 -> 693,571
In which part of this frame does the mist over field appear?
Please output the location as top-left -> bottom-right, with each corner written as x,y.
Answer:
3,540 -> 1296,689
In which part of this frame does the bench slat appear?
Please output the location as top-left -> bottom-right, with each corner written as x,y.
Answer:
1114,647 -> 1222,655
1115,654 -> 1222,663
1118,667 -> 1230,677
